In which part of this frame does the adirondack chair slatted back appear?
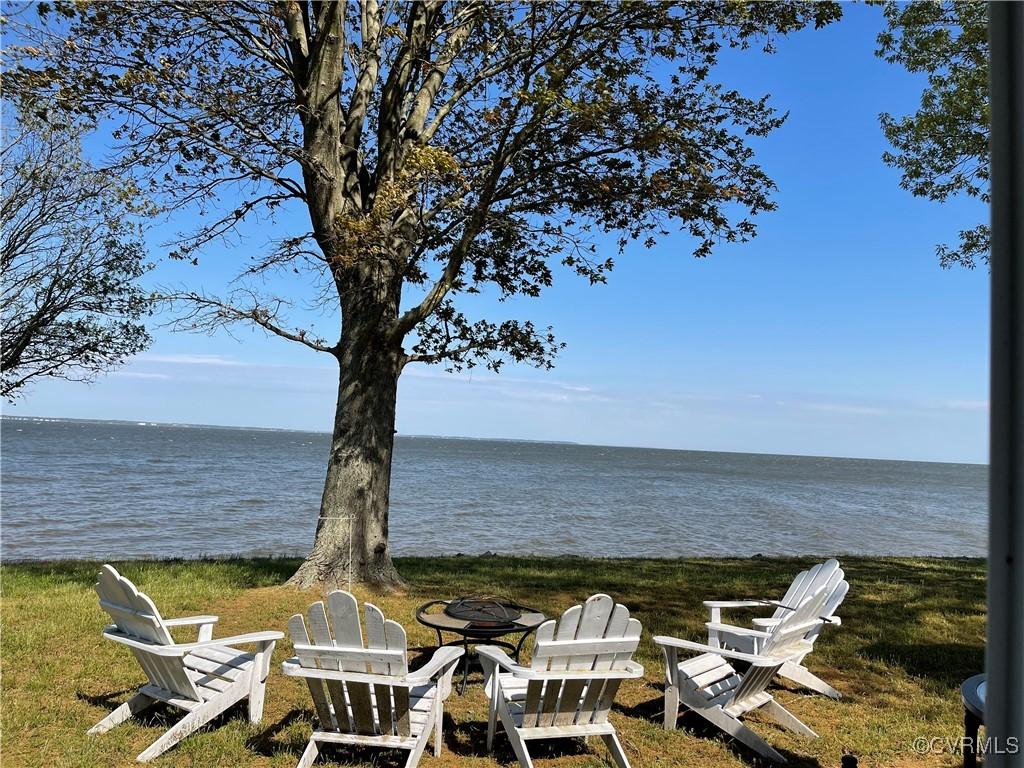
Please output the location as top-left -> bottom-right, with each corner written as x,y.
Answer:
521,594 -> 641,727
288,590 -> 411,738
95,564 -> 203,702
759,584 -> 831,660
771,559 -> 842,621
803,577 -> 848,645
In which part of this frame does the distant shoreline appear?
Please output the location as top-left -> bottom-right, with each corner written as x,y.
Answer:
0,414 -> 987,466
1,414 -> 576,445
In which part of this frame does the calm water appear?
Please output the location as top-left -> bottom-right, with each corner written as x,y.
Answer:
0,417 -> 987,560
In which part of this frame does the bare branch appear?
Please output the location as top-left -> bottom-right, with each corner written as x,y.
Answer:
162,290 -> 335,354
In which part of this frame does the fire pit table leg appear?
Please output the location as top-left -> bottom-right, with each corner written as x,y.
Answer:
513,628 -> 537,663
964,709 -> 980,768
458,636 -> 471,695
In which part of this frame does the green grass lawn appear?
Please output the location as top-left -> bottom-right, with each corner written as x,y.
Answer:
1,556 -> 984,767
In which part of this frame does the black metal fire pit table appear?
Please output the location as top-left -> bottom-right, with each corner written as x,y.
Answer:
416,596 -> 546,695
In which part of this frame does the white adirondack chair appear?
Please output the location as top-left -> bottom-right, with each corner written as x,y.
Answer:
654,586 -> 832,763
88,564 -> 284,762
705,559 -> 848,698
281,590 -> 464,768
477,594 -> 644,768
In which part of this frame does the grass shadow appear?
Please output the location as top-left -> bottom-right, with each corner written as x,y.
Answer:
246,707 -> 313,757
860,641 -> 983,690
4,557 -> 302,590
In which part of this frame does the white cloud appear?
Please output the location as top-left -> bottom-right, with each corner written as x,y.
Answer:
403,363 -> 604,401
139,353 -> 244,366
110,371 -> 172,380
800,402 -> 887,416
941,399 -> 989,412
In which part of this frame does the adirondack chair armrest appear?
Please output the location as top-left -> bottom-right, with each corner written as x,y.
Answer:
703,600 -> 773,628
652,635 -> 781,667
405,646 -> 465,685
164,615 -> 219,641
602,663 -> 643,679
101,627 -> 283,657
175,630 -> 284,654
702,600 -> 767,609
475,645 -> 530,677
102,627 -> 200,656
622,660 -> 646,678
705,622 -> 772,639
751,613 -> 842,634
164,615 -> 219,627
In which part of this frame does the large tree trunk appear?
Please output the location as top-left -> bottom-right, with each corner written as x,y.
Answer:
288,303 -> 406,591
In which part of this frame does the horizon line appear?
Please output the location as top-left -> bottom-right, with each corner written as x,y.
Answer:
2,413 -> 988,467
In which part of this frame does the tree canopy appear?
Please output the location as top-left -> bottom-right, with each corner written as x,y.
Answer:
876,0 -> 988,269
7,1 -> 841,370
0,106 -> 151,399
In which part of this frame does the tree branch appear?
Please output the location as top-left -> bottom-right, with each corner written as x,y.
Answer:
163,290 -> 336,354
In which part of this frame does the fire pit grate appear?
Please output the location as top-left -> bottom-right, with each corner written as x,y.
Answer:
444,596 -> 523,628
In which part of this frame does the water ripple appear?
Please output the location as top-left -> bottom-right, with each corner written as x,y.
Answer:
0,418 -> 987,561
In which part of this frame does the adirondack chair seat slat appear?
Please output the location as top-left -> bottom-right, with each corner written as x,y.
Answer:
723,690 -> 773,717
685,655 -> 740,691
284,590 -> 463,768
88,565 -> 281,762
485,673 -> 531,701
137,683 -> 206,711
678,651 -> 732,677
480,593 -> 643,768
183,668 -> 237,696
185,646 -> 256,668
183,651 -> 256,679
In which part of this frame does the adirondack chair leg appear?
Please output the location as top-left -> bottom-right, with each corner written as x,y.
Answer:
248,663 -> 266,723
433,695 -> 443,757
779,661 -> 841,699
295,737 -> 320,768
663,684 -> 680,730
662,645 -> 680,730
486,699 -> 497,750
708,607 -> 722,648
484,667 -> 499,750
247,640 -> 278,724
88,692 -> 156,735
404,712 -> 435,768
762,699 -> 817,738
701,706 -> 786,764
601,732 -> 632,768
136,693 -> 240,762
496,696 -> 535,768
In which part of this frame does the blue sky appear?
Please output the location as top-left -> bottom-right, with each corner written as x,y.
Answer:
6,5 -> 990,464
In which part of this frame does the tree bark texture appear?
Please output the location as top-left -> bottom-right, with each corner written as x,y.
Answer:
288,284 -> 406,590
